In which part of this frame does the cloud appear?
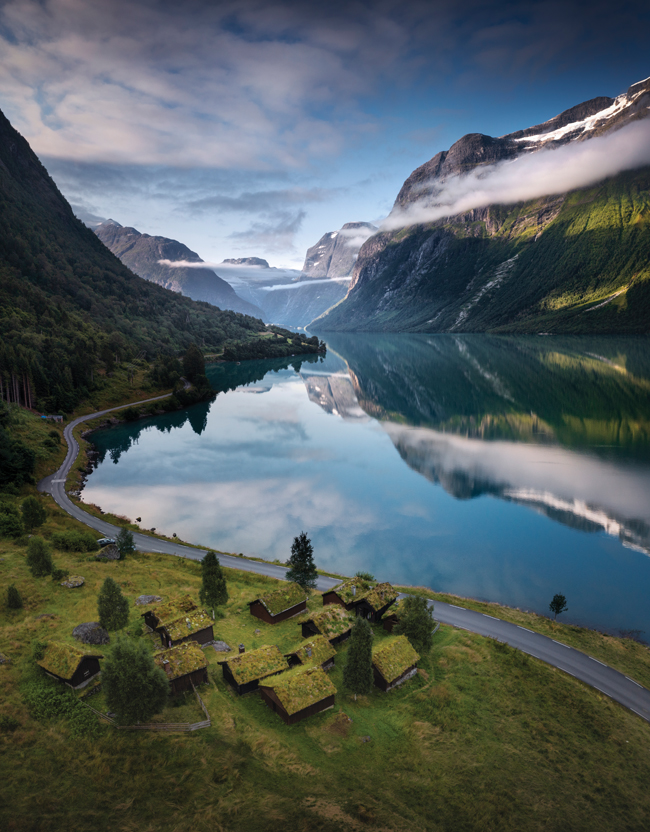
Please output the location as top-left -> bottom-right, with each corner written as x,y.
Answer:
382,119 -> 650,230
261,277 -> 351,292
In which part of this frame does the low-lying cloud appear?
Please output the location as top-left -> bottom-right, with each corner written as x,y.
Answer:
262,277 -> 351,292
382,118 -> 650,230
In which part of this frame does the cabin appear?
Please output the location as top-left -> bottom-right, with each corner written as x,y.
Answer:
321,576 -> 373,611
285,635 -> 336,670
248,582 -> 307,625
301,605 -> 354,645
355,582 -> 399,623
160,608 -> 215,648
142,595 -> 197,633
217,644 -> 289,695
382,599 -> 402,633
154,642 -> 208,695
372,635 -> 420,692
259,665 -> 336,725
37,642 -> 103,689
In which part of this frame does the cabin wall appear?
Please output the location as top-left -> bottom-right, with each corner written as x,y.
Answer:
322,591 -> 355,611
383,617 -> 398,633
260,688 -> 335,725
301,621 -> 320,639
170,666 -> 208,695
70,657 -> 101,688
164,625 -> 214,648
373,664 -> 417,692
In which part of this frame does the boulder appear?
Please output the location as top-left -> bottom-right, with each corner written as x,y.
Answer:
73,622 -> 110,645
96,544 -> 120,560
212,641 -> 232,652
135,594 -> 163,606
61,576 -> 84,588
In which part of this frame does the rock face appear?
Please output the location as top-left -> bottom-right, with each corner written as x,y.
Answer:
95,222 -> 264,318
302,222 -> 377,278
73,622 -> 110,645
96,544 -> 120,561
314,77 -> 650,335
222,257 -> 269,267
257,280 -> 348,328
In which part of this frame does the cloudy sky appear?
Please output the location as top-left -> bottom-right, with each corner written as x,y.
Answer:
1,0 -> 649,269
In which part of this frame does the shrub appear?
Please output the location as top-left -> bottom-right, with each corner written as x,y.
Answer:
355,571 -> 376,582
22,678 -> 101,737
0,510 -> 23,539
394,596 -> 436,654
51,567 -> 69,582
51,530 -> 98,552
31,640 -> 48,661
102,636 -> 168,726
0,715 -> 20,732
6,584 -> 23,609
97,577 -> 129,630
21,496 -> 47,531
116,527 -> 135,558
26,537 -> 53,577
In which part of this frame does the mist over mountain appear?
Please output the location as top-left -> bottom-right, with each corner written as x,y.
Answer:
301,221 -> 378,278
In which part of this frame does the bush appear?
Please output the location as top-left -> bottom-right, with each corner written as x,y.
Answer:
6,584 -> 23,609
116,527 -> 135,558
102,636 -> 169,726
51,530 -> 98,552
22,678 -> 101,737
21,496 -> 47,531
0,510 -> 23,538
31,640 -> 48,661
26,537 -> 53,577
0,715 -> 20,732
394,596 -> 436,654
355,571 -> 375,582
122,407 -> 139,422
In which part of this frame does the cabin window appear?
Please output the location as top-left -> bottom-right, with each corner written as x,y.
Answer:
84,670 -> 90,676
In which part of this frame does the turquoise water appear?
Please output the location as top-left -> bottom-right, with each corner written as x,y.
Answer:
84,335 -> 650,636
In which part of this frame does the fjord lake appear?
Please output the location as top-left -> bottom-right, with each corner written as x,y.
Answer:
83,335 -> 650,637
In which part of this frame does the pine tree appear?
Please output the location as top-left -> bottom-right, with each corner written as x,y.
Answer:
21,496 -> 47,531
102,636 -> 169,726
182,343 -> 205,383
199,551 -> 228,609
116,526 -> 135,559
343,616 -> 374,697
97,577 -> 130,630
394,596 -> 436,654
6,584 -> 23,609
285,531 -> 318,591
26,536 -> 53,577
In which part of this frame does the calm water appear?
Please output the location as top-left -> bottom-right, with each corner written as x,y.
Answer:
84,335 -> 650,636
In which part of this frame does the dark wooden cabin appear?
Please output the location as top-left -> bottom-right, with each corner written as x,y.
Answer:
353,582 -> 399,623
159,608 -> 214,648
372,635 -> 420,692
217,645 -> 288,695
259,666 -> 336,725
382,599 -> 402,633
37,642 -> 103,689
248,582 -> 307,625
285,635 -> 336,670
154,642 -> 208,695
301,605 -> 354,645
321,576 -> 373,611
142,595 -> 197,633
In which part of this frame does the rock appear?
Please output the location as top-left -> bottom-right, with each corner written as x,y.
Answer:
135,594 -> 163,606
360,736 -> 372,743
73,622 -> 110,645
254,629 -> 261,635
61,576 -> 84,588
96,544 -> 120,560
212,641 -> 232,652
0,653 -> 10,664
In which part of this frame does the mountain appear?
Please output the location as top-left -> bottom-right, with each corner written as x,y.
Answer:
222,257 -> 269,267
255,280 -> 349,328
94,222 -> 263,318
302,221 -> 377,278
314,77 -> 650,334
0,107 -> 266,412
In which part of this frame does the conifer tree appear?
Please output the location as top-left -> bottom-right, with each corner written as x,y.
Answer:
97,577 -> 130,631
116,526 -> 135,559
21,496 -> 46,531
102,636 -> 169,726
285,531 -> 318,591
343,616 -> 374,697
6,584 -> 23,609
199,551 -> 228,609
182,343 -> 205,383
26,536 -> 53,577
394,596 -> 436,654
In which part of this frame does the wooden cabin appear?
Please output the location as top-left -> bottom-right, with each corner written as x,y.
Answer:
382,599 -> 402,633
301,605 -> 354,645
154,642 -> 208,695
285,635 -> 336,670
159,608 -> 214,648
248,582 -> 307,625
354,583 -> 399,623
321,576 -> 373,611
372,636 -> 420,692
142,595 -> 197,633
217,645 -> 288,695
259,665 -> 336,725
37,642 -> 103,689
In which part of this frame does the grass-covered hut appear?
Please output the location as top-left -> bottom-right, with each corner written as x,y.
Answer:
154,641 -> 208,695
37,642 -> 103,689
372,635 -> 419,692
301,605 -> 354,645
285,635 -> 336,670
160,608 -> 215,648
322,576 -> 373,610
354,582 -> 399,623
217,645 -> 289,695
382,599 -> 402,633
142,595 -> 197,633
248,582 -> 307,625
259,665 -> 336,725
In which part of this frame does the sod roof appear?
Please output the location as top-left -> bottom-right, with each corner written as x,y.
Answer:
363,582 -> 399,612
260,665 -> 336,716
372,636 -> 419,684
308,605 -> 354,640
219,645 -> 288,685
382,599 -> 402,620
163,608 -> 213,641
154,641 -> 207,680
144,595 -> 197,626
251,582 -> 307,616
38,642 -> 103,680
329,576 -> 373,604
285,635 -> 336,667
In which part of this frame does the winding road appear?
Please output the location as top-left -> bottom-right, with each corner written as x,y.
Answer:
38,397 -> 650,724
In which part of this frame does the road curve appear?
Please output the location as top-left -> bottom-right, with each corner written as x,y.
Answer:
38,397 -> 650,724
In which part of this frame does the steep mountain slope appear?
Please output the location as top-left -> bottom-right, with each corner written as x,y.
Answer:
0,108 -> 265,411
302,221 -> 377,277
256,280 -> 348,328
95,222 -> 263,318
315,78 -> 650,334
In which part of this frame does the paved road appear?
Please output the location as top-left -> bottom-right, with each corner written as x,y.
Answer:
38,398 -> 650,724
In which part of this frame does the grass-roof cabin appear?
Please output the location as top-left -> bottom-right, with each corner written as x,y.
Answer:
248,582 -> 307,625
372,635 -> 420,692
37,642 -> 103,689
160,608 -> 215,648
354,582 -> 399,623
382,599 -> 402,633
154,642 -> 208,695
259,665 -> 336,725
285,635 -> 336,671
301,605 -> 354,645
142,595 -> 197,633
217,645 -> 289,695
321,576 -> 373,611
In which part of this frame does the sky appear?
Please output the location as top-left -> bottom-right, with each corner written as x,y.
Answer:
1,0 -> 649,269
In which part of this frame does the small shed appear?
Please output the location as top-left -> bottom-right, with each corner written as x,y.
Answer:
217,644 -> 289,695
285,635 -> 336,670
382,599 -> 402,633
160,608 -> 215,648
142,595 -> 197,633
355,583 -> 399,623
301,605 -> 354,645
372,636 -> 420,692
259,665 -> 336,725
248,582 -> 307,625
154,642 -> 208,695
37,642 -> 103,689
321,576 -> 373,611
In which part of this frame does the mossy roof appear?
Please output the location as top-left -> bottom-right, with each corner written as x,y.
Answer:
38,642 -> 103,680
308,605 -> 354,639
251,582 -> 307,616
163,608 -> 213,640
360,582 -> 398,612
145,595 -> 197,625
285,635 -> 336,667
372,636 -> 419,684
382,599 -> 402,620
329,576 -> 373,604
154,641 -> 207,680
260,665 -> 336,716
219,645 -> 288,685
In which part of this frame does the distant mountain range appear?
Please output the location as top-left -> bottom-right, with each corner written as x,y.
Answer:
315,76 -> 650,334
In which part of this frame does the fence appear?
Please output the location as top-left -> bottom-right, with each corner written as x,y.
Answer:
81,683 -> 211,732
